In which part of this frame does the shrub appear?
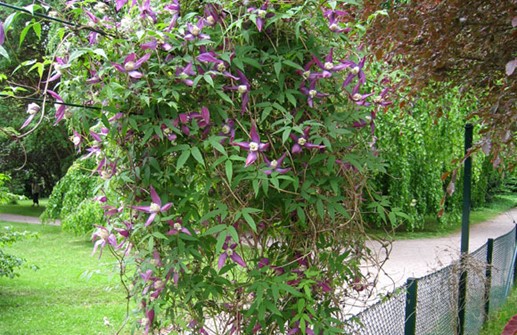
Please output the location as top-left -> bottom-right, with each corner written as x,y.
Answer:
0,226 -> 38,278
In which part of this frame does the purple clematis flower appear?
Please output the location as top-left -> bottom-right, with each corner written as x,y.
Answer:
166,219 -> 191,236
115,0 -> 137,12
342,57 -> 366,87
312,48 -> 349,78
219,119 -> 235,144
83,130 -> 103,159
372,87 -> 392,107
113,53 -> 151,79
347,83 -> 373,106
290,127 -> 325,154
287,322 -> 315,335
175,62 -> 196,86
300,79 -> 328,108
164,0 -> 180,31
263,152 -> 291,175
248,1 -> 274,32
45,57 -> 68,83
0,20 -> 5,45
218,239 -> 247,269
133,186 -> 173,226
197,51 -> 239,80
20,103 -> 40,129
204,3 -> 225,26
323,9 -> 351,33
70,130 -> 82,152
140,0 -> 157,23
47,90 -> 67,124
232,121 -> 269,167
91,225 -> 118,257
225,70 -> 251,114
184,19 -> 210,41
140,38 -> 172,52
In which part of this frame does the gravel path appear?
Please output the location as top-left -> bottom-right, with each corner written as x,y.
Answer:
0,213 -> 60,225
348,207 -> 517,314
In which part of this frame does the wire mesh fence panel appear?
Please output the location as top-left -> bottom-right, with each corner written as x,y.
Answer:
489,227 -> 516,312
464,244 -> 489,335
415,264 -> 459,335
344,288 -> 406,335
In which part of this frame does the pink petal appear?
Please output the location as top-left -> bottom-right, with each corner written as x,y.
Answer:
230,252 -> 247,268
218,252 -> 228,269
245,151 -> 258,167
20,114 -> 35,129
149,186 -> 161,205
145,213 -> 157,226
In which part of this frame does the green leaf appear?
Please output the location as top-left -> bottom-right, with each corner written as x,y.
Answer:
216,90 -> 234,105
204,224 -> 227,236
282,60 -> 303,71
203,73 -> 214,87
19,24 -> 32,47
225,160 -> 233,184
32,22 -> 41,39
191,147 -> 205,166
176,149 -> 191,171
215,230 -> 228,253
92,48 -> 108,59
241,209 -> 258,233
274,61 -> 282,80
0,46 -> 9,60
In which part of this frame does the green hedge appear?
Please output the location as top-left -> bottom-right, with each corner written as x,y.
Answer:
41,159 -> 103,235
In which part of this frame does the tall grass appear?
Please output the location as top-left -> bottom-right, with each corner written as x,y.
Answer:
0,222 -> 133,335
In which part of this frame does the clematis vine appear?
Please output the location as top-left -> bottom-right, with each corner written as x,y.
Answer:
263,152 -> 291,175
290,127 -> 325,154
113,52 -> 151,79
248,1 -> 274,32
20,103 -> 40,129
372,87 -> 392,107
133,186 -> 173,226
232,121 -> 269,167
218,238 -> 247,269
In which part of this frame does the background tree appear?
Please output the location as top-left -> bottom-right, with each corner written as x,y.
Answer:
363,0 -> 516,169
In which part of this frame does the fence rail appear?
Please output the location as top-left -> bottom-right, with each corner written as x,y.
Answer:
346,225 -> 517,335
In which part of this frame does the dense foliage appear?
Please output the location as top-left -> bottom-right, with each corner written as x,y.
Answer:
373,83 -> 504,230
41,159 -> 103,234
1,0 -> 397,333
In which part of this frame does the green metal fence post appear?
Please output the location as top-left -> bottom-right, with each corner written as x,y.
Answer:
405,277 -> 417,335
514,224 -> 517,287
484,238 -> 494,320
458,123 -> 473,335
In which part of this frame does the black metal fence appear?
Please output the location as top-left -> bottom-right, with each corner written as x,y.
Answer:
346,225 -> 517,335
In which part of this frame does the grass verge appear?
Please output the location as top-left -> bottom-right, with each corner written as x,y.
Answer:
0,199 -> 48,217
0,221 -> 133,335
480,286 -> 517,335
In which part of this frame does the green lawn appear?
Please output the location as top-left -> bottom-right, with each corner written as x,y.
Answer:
0,222 -> 133,335
480,286 -> 517,335
0,199 -> 48,217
